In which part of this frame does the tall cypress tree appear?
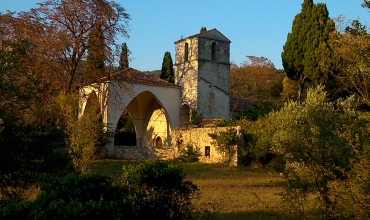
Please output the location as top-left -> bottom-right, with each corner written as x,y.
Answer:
160,51 -> 174,83
86,23 -> 105,83
281,0 -> 336,103
119,42 -> 129,70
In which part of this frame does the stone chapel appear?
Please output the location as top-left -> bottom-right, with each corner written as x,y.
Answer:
79,28 -> 242,164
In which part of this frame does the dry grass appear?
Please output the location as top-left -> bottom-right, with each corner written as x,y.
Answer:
89,160 -> 290,219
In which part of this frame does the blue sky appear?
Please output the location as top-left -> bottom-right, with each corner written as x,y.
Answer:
0,0 -> 369,71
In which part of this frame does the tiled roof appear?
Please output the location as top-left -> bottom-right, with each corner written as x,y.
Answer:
174,28 -> 231,44
230,96 -> 258,112
175,118 -> 225,130
109,68 -> 181,89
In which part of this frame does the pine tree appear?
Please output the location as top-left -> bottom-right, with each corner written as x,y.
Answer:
119,43 -> 129,70
160,51 -> 174,83
86,23 -> 105,83
281,0 -> 336,103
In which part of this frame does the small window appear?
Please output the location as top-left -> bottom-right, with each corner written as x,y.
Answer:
184,43 -> 189,61
205,146 -> 210,157
210,93 -> 215,110
211,42 -> 217,61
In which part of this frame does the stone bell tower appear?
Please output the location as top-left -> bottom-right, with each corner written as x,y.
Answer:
174,28 -> 231,124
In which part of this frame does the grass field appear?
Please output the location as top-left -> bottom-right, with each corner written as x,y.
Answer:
89,160 -> 287,220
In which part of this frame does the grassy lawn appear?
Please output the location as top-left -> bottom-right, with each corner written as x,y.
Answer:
89,160 -> 287,220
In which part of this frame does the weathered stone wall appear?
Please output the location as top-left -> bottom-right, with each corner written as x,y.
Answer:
171,126 -> 242,166
110,126 -> 243,166
175,37 -> 199,111
112,145 -> 175,160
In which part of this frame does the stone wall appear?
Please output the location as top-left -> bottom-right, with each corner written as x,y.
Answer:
111,145 -> 175,160
109,126 -> 243,166
171,126 -> 243,166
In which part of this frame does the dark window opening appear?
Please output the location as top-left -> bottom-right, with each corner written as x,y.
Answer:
155,136 -> 163,148
205,146 -> 210,157
211,42 -> 217,61
210,93 -> 215,110
184,43 -> 189,61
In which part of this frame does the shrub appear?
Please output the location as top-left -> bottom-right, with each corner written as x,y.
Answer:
190,110 -> 203,125
208,128 -> 239,165
178,144 -> 202,162
240,101 -> 281,121
120,160 -> 200,219
262,86 -> 370,219
1,161 -> 200,220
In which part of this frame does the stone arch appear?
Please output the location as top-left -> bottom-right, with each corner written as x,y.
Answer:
180,104 -> 190,125
83,91 -> 102,120
111,90 -> 172,148
211,42 -> 217,61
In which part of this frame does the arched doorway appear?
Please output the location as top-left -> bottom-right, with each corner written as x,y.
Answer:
180,104 -> 190,125
154,136 -> 162,148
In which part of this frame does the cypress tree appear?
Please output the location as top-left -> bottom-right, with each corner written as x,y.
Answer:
119,42 -> 129,70
86,23 -> 105,83
281,0 -> 336,103
160,51 -> 174,83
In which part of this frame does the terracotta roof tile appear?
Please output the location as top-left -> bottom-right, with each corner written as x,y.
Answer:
110,68 -> 181,89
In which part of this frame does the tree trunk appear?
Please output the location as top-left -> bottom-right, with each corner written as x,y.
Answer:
297,74 -> 307,104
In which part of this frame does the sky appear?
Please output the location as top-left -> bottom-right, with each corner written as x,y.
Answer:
0,0 -> 369,71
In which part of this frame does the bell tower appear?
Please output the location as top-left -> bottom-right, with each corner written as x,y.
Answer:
174,28 -> 231,123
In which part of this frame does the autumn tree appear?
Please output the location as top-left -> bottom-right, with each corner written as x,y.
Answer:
119,42 -> 129,70
331,3 -> 370,106
2,0 -> 130,93
86,23 -> 105,84
281,0 -> 336,103
230,56 -> 282,100
160,51 -> 174,83
0,0 -> 131,196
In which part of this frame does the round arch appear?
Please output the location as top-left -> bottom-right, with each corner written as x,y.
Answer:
180,104 -> 190,125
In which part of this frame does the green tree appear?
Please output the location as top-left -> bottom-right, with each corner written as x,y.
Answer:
208,128 -> 240,165
160,51 -> 174,83
119,42 -> 129,70
281,0 -> 336,103
261,86 -> 370,218
86,23 -> 105,84
200,27 -> 207,33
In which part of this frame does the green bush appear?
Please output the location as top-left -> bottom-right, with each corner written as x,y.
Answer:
1,161 -> 200,220
121,161 -> 200,219
178,144 -> 202,162
208,128 -> 239,165
239,101 -> 281,121
262,86 -> 370,219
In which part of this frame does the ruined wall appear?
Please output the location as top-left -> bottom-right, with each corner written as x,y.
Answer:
110,126 -> 243,166
171,126 -> 242,166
